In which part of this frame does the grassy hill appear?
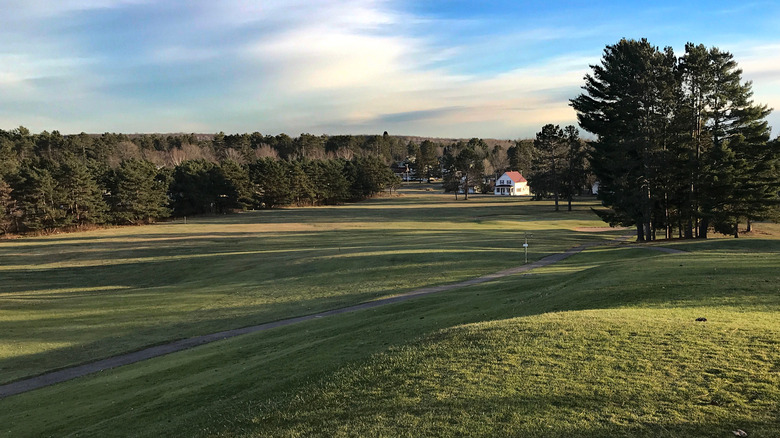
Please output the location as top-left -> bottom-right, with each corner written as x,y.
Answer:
248,242 -> 780,437
1,187 -> 778,436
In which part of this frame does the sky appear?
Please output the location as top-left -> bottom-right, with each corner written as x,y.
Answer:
2,0 -> 780,139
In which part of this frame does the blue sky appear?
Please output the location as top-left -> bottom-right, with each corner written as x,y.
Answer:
2,0 -> 779,139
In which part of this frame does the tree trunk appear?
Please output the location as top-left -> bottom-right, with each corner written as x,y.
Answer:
734,221 -> 739,238
664,215 -> 670,239
567,195 -> 572,211
747,219 -> 752,232
684,219 -> 693,239
698,218 -> 709,239
636,224 -> 645,242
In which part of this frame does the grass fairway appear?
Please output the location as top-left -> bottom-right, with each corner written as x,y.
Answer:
2,189 -> 779,437
0,188 -> 617,384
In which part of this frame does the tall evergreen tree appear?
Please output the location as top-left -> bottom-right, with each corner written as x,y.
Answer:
560,126 -> 588,211
0,176 -> 17,234
531,124 -> 566,210
288,160 -> 316,205
170,159 -> 232,216
573,38 -> 776,240
572,39 -> 680,240
452,139 -> 487,200
249,158 -> 292,208
347,156 -> 399,199
110,159 -> 170,224
214,159 -> 252,211
507,139 -> 534,175
709,50 -> 775,237
13,163 -> 65,230
57,157 -> 108,226
416,140 -> 440,182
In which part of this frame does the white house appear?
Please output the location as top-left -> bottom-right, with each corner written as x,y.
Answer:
494,171 -> 530,196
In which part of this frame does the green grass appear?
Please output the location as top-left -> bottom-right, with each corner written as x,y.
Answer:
259,311 -> 780,437
0,189 -> 619,383
2,193 -> 779,436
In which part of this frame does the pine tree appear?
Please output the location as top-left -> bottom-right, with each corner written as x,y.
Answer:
416,140 -> 439,182
692,47 -> 775,237
531,124 -> 566,209
57,157 -> 108,226
452,139 -> 487,200
570,39 -> 776,240
572,39 -> 675,240
169,159 -> 220,216
110,159 -> 170,224
248,158 -> 292,208
13,163 -> 65,230
288,160 -> 315,205
0,176 -> 17,234
214,160 -> 252,212
560,126 -> 588,211
507,139 -> 534,175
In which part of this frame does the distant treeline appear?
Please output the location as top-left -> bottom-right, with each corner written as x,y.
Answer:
0,125 -> 589,235
0,127 -> 402,235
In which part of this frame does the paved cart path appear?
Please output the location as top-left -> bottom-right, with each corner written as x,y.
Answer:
0,237 -> 682,399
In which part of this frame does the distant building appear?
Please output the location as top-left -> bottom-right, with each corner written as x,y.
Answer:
391,161 -> 416,181
591,181 -> 600,195
494,171 -> 530,196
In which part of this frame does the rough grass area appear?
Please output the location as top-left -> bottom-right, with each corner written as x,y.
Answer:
0,190 -> 618,383
2,227 -> 779,437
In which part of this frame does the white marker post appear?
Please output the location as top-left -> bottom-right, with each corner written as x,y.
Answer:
523,233 -> 533,264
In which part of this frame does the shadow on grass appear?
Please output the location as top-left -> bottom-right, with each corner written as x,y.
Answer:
0,222 -> 605,382
2,239 -> 778,436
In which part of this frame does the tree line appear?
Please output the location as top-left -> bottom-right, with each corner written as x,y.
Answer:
572,39 -> 780,240
0,127 -> 399,235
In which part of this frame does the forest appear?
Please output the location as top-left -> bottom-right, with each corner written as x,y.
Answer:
0,129 -> 408,234
0,128 -> 557,235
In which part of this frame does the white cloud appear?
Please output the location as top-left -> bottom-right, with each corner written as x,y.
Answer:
229,1 -> 594,138
0,0 -> 596,136
3,0 -> 777,139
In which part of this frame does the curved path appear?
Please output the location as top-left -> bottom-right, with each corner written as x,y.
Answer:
0,237 -> 682,399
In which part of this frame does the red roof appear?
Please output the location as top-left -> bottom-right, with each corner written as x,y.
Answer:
505,171 -> 526,183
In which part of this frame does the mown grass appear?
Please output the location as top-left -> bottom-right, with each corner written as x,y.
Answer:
0,188 -> 618,384
255,311 -> 779,437
2,220 -> 779,437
